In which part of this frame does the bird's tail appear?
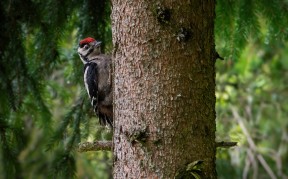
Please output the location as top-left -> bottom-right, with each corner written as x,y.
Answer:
91,98 -> 112,127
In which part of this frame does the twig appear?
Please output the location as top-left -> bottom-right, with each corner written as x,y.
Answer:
243,151 -> 251,179
231,107 -> 277,179
247,148 -> 258,179
78,141 -> 112,152
216,141 -> 237,148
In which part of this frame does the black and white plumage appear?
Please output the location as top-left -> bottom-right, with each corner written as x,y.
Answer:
78,37 -> 113,127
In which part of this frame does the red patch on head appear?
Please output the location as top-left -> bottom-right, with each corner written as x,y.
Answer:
79,37 -> 96,45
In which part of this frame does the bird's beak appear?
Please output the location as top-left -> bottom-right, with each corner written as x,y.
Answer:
94,41 -> 102,47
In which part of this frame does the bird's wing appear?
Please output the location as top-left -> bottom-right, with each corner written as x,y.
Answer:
84,62 -> 99,115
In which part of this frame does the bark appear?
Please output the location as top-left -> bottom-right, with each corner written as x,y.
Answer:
112,0 -> 216,178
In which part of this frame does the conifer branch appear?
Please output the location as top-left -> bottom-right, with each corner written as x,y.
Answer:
78,141 -> 112,152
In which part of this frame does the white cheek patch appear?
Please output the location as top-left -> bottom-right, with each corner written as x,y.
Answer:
78,54 -> 85,63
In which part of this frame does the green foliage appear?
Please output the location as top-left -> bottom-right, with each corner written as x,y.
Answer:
175,160 -> 204,179
215,0 -> 288,60
215,1 -> 288,178
77,0 -> 112,52
0,0 -> 112,178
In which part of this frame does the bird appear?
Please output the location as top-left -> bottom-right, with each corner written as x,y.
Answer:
77,37 -> 113,127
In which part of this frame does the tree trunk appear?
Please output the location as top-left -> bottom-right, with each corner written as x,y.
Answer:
112,0 -> 216,178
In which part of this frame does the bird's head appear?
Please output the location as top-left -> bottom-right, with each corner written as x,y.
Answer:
77,37 -> 102,64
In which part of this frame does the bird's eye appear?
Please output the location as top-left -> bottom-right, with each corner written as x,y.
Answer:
84,44 -> 89,49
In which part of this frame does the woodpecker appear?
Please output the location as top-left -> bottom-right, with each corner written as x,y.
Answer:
77,37 -> 113,127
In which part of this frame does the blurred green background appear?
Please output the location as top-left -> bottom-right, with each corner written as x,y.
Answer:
0,0 -> 287,178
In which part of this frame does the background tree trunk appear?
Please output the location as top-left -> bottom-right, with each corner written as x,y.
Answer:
112,0 -> 216,178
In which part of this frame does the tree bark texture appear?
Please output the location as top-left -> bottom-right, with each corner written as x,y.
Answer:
112,0 -> 216,178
